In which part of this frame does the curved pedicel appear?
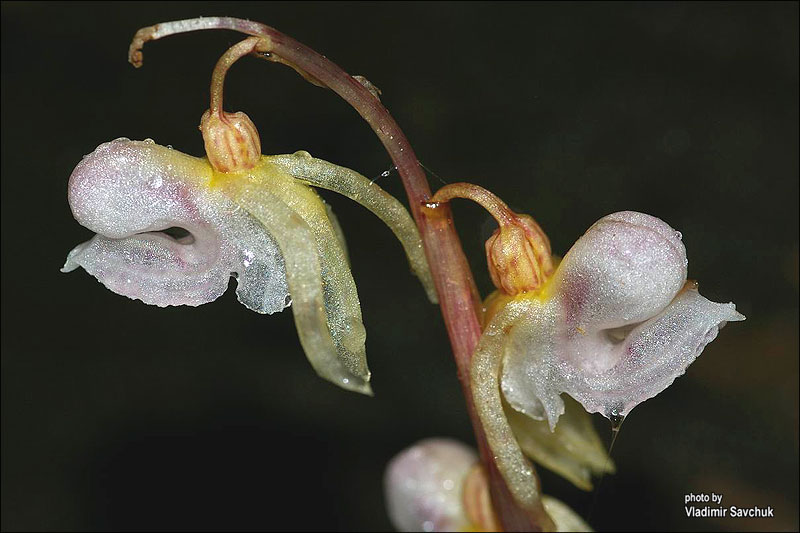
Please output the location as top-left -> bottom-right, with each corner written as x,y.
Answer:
62,138 -> 289,314
268,151 -> 438,304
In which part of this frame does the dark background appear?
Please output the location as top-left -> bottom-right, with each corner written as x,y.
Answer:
2,2 -> 798,531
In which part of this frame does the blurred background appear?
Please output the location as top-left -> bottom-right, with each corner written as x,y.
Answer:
2,2 -> 797,531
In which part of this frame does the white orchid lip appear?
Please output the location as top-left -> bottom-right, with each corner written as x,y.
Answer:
499,211 -> 745,428
62,138 -> 290,313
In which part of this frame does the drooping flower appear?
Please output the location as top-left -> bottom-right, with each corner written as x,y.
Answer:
429,183 -> 744,516
480,210 -> 744,429
63,33 -> 436,396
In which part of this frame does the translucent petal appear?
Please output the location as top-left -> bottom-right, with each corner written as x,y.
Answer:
501,211 -> 744,428
323,200 -> 349,266
62,138 -> 288,313
569,284 -> 745,418
507,396 -> 614,491
542,495 -> 593,532
268,152 -> 438,303
499,297 -> 559,424
232,160 -> 371,390
471,297 -> 554,526
220,171 -> 371,394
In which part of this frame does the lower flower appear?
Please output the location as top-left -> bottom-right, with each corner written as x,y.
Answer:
384,438 -> 591,532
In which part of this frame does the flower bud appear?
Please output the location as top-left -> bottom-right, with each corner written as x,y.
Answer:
200,109 -> 261,173
429,183 -> 554,297
486,213 -> 554,296
384,438 -> 477,532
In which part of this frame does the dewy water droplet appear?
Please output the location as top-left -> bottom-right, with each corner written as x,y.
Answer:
242,249 -> 255,267
608,407 -> 625,432
605,407 -> 625,463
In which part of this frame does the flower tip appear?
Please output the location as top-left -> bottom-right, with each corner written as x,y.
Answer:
726,303 -> 746,322
542,496 -> 593,532
333,373 -> 373,396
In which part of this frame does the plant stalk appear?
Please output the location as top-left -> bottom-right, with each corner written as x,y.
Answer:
131,18 -> 547,531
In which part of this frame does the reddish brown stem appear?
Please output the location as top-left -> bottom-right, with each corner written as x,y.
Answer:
207,37 -> 262,115
432,182 -> 518,226
130,18 -> 546,531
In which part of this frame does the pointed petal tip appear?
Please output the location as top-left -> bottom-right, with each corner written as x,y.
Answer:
333,374 -> 373,396
728,305 -> 746,322
542,495 -> 593,532
423,282 -> 439,305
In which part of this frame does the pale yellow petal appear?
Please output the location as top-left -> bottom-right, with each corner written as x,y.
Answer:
323,200 -> 349,266
542,495 -> 593,532
267,152 -> 438,303
220,174 -> 371,394
470,297 -> 554,529
506,396 -> 614,491
248,162 -> 369,387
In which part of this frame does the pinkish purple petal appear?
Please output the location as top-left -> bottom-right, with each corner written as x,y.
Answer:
501,212 -> 744,429
62,138 -> 289,313
384,438 -> 477,532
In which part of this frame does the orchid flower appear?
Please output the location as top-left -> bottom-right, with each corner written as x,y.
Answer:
62,29 -> 436,396
384,438 -> 591,532
60,17 -> 747,530
429,183 -> 744,517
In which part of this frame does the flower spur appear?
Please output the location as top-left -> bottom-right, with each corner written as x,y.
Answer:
62,29 -> 436,395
